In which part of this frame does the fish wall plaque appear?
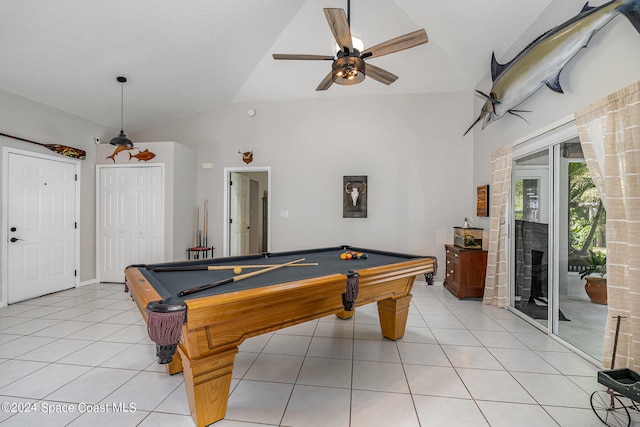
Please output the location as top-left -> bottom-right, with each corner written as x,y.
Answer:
465,0 -> 640,135
106,145 -> 133,163
129,149 -> 156,162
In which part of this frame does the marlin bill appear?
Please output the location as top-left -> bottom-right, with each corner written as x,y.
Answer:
464,0 -> 640,136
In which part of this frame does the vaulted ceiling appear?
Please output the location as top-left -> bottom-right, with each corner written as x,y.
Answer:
1,0 -> 577,132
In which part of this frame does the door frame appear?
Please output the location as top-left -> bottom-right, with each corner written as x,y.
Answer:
222,166 -> 271,256
95,163 -> 166,283
1,147 -> 81,307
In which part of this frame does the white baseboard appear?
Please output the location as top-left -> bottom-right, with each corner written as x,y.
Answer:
78,278 -> 99,287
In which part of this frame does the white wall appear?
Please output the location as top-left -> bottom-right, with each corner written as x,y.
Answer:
469,2 -> 640,232
0,89 -> 114,285
172,142 -> 198,258
133,92 -> 473,278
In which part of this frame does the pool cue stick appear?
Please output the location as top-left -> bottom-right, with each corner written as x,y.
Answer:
177,258 -> 306,297
193,207 -> 198,247
203,199 -> 208,247
153,263 -> 318,272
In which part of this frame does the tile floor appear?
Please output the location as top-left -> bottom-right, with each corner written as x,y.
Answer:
0,278 -> 630,426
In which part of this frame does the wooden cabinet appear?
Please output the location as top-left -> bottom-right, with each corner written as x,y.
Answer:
443,245 -> 488,299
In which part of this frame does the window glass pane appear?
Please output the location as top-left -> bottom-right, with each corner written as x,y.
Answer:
557,141 -> 607,360
512,151 -> 549,328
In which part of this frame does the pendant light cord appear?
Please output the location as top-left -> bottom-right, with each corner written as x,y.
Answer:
109,76 -> 133,147
120,81 -> 124,132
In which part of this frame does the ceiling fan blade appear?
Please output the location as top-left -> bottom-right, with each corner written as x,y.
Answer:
273,54 -> 334,60
324,8 -> 352,51
365,64 -> 398,85
316,71 -> 334,91
361,29 -> 428,59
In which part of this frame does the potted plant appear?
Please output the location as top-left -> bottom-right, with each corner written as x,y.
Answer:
579,250 -> 607,305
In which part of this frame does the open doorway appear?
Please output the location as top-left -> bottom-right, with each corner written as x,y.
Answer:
223,167 -> 270,256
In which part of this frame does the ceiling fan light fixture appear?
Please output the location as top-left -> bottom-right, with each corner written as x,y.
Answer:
334,35 -> 365,55
109,76 -> 134,148
332,56 -> 365,85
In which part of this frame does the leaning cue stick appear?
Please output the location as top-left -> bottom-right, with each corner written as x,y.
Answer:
193,207 -> 199,247
177,258 -> 306,297
203,199 -> 208,247
153,263 -> 318,272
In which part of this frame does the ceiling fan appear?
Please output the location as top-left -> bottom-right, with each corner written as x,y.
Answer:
272,0 -> 428,91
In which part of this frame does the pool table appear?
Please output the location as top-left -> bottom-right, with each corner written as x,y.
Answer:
124,245 -> 436,426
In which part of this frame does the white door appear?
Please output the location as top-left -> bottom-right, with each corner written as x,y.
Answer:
229,172 -> 250,256
249,179 -> 260,254
98,166 -> 164,282
7,152 -> 77,303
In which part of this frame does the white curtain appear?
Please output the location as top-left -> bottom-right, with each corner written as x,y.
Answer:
575,80 -> 640,369
483,143 -> 513,307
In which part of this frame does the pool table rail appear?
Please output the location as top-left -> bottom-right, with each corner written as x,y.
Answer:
125,267 -> 163,323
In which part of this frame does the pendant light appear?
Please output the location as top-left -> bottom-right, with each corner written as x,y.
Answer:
109,76 -> 134,147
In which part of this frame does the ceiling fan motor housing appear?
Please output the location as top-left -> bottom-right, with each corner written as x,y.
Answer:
332,54 -> 365,85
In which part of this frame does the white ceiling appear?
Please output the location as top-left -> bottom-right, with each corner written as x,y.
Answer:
0,0 -> 579,133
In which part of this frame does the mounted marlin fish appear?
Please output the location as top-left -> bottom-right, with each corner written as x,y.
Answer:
464,0 -> 640,135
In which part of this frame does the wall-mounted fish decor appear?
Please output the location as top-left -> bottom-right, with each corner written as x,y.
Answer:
129,149 -> 156,162
106,145 -> 133,163
465,0 -> 640,135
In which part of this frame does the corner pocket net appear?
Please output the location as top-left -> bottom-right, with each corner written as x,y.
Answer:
342,272 -> 360,311
146,301 -> 187,364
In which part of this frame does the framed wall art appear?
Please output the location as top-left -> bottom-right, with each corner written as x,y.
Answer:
343,175 -> 367,218
476,185 -> 489,217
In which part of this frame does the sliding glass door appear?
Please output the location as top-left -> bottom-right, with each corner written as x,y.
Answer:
555,140 -> 607,360
512,150 -> 550,327
510,127 -> 607,361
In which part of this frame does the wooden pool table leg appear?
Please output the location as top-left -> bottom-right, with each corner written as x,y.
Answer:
179,346 -> 238,427
377,294 -> 412,340
335,310 -> 355,320
165,350 -> 183,375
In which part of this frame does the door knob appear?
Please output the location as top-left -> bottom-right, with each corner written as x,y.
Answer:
10,237 -> 23,243
10,227 -> 16,232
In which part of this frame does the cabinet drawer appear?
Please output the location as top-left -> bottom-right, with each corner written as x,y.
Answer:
445,255 -> 459,284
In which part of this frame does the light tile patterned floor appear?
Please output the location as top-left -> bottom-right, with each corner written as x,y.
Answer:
0,279 -> 627,426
